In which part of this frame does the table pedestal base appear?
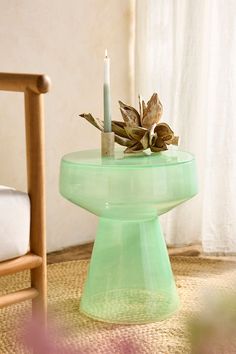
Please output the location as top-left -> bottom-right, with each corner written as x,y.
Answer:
80,216 -> 180,324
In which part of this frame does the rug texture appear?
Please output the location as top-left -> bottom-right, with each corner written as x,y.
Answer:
0,257 -> 236,354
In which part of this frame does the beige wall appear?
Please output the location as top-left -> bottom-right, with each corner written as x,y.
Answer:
0,1 -> 133,251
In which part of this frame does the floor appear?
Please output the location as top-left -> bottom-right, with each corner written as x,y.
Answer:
47,243 -> 202,264
47,242 -> 94,264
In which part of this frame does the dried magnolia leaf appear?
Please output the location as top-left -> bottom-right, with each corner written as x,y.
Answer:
151,137 -> 167,152
155,123 -> 174,141
80,113 -> 104,131
151,145 -> 167,152
140,130 -> 150,150
124,141 -> 144,153
112,121 -> 130,139
112,120 -> 125,128
115,135 -> 135,147
119,101 -> 141,127
124,126 -> 146,141
138,94 -> 143,122
170,136 -> 179,145
142,93 -> 163,129
149,123 -> 157,146
142,99 -> 146,113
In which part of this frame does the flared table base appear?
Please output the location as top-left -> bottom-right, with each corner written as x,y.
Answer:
80,216 -> 180,324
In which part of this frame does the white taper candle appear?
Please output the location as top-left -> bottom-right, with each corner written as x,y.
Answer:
103,49 -> 112,132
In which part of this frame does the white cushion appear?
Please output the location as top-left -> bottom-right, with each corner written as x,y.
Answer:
0,185 -> 30,262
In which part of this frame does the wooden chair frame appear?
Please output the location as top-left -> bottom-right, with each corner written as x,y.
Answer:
0,73 -> 50,323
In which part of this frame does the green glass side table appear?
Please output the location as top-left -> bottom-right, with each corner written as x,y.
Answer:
59,149 -> 198,324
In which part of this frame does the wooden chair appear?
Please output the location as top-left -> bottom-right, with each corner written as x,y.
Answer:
0,73 -> 50,323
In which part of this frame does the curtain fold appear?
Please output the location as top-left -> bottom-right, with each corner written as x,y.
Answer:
135,0 -> 236,253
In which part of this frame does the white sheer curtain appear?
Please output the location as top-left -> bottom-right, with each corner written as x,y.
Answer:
135,0 -> 236,253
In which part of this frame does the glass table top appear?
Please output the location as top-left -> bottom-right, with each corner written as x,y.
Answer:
61,148 -> 194,169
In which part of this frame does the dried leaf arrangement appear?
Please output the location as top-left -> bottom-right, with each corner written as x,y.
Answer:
80,93 -> 179,153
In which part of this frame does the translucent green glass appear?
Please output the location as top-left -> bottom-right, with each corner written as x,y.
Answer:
59,148 -> 197,324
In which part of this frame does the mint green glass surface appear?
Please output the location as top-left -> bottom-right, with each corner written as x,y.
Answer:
59,149 -> 198,324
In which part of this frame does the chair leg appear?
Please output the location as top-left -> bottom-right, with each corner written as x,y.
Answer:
25,90 -> 47,327
31,261 -> 47,326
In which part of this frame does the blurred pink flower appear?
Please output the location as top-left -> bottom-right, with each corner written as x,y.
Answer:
22,314 -> 141,354
23,314 -> 81,353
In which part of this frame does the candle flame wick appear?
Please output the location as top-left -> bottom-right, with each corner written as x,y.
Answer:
105,49 -> 108,58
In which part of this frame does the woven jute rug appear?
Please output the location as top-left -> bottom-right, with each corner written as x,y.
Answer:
0,257 -> 236,354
